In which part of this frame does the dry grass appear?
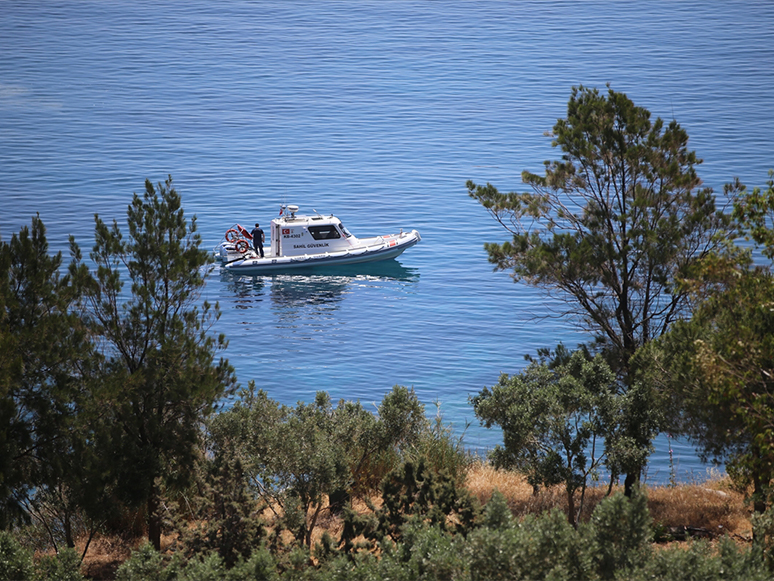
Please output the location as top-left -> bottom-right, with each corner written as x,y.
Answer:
77,535 -> 136,580
646,479 -> 750,537
76,463 -> 755,578
465,460 -> 752,538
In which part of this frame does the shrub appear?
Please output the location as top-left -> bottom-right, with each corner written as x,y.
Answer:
397,523 -> 467,580
171,455 -> 265,568
481,490 -> 514,530
466,508 -> 592,581
0,531 -> 34,581
114,543 -> 168,581
752,505 -> 774,572
34,548 -> 85,581
177,553 -> 226,581
588,489 -> 652,579
626,536 -> 770,581
230,544 -> 279,581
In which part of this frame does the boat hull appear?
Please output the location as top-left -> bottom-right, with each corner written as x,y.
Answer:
222,229 -> 420,274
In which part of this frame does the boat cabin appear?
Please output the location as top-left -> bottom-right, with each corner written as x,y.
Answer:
270,205 -> 354,258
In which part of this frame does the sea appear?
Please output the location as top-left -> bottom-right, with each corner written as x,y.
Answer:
2,1 -> 773,485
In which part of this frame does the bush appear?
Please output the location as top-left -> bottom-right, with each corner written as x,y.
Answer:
230,544 -> 279,581
588,490 -> 652,579
466,508 -> 592,581
626,536 -> 770,581
406,404 -> 471,485
171,455 -> 265,569
177,553 -> 227,581
481,490 -> 513,530
397,523 -> 467,580
752,505 -> 774,572
114,543 -> 169,581
34,548 -> 85,581
0,531 -> 34,581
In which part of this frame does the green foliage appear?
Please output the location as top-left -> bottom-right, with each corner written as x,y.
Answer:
465,508 -> 592,581
112,495 -> 774,581
209,385 -> 429,549
752,506 -> 774,572
653,268 -> 774,510
0,215 -> 93,533
34,547 -> 85,581
481,490 -> 513,530
468,85 -> 730,360
405,403 -> 470,486
468,85 -> 734,493
733,169 -> 774,260
0,530 -> 34,581
398,523 -> 467,580
114,543 -> 170,581
334,383 -> 431,501
625,536 -> 770,581
176,553 -> 227,581
588,490 -> 652,579
472,349 -> 622,525
230,544 -> 279,581
342,456 -> 479,555
170,454 -> 265,568
69,176 -> 237,548
209,388 -> 368,548
313,531 -> 339,565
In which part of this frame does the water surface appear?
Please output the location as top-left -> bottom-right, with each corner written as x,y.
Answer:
2,0 -> 773,482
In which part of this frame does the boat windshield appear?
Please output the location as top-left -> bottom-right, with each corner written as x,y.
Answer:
338,222 -> 353,238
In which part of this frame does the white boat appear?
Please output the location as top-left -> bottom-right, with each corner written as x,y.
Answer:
215,205 -> 421,274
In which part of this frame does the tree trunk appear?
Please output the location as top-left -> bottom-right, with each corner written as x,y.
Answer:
623,471 -> 639,498
753,472 -> 767,515
147,484 -> 162,551
567,486 -> 576,527
606,473 -> 616,496
64,508 -> 74,548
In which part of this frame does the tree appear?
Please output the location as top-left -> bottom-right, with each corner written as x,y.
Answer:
652,172 -> 774,513
0,215 -> 93,538
340,455 -> 480,560
472,349 -> 621,526
467,85 -> 733,494
207,385 -> 428,549
734,170 -> 774,260
209,388 -> 370,549
170,453 -> 265,568
69,176 -> 236,549
654,272 -> 774,512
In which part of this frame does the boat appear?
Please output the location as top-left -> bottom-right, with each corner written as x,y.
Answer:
215,205 -> 421,274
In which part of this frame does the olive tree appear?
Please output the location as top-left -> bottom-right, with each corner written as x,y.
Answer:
207,385 -> 428,549
472,349 -> 621,526
467,85 -> 733,494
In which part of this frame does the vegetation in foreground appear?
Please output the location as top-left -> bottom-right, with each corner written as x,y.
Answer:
2,85 -> 774,579
3,461 -> 774,580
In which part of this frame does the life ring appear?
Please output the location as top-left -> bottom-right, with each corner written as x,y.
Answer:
235,239 -> 250,254
225,228 -> 240,242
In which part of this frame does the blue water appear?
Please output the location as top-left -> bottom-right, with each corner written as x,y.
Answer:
2,1 -> 773,484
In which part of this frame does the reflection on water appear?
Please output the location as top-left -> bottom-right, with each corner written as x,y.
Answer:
218,259 -> 420,323
221,275 -> 266,310
270,276 -> 348,318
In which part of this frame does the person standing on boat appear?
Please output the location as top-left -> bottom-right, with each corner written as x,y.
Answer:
251,223 -> 265,257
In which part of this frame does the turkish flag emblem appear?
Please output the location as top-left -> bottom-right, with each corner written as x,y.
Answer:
282,229 -> 290,235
